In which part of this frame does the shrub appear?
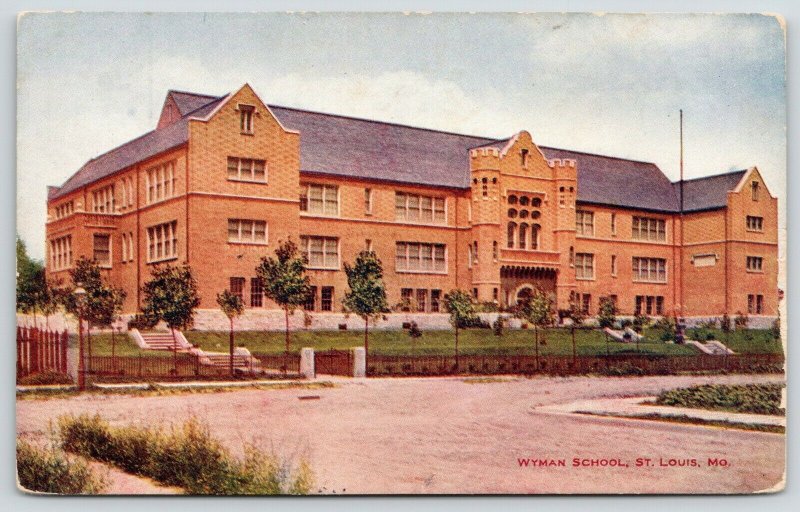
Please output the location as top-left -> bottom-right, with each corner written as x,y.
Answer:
407,321 -> 422,339
127,313 -> 157,331
655,384 -> 784,416
597,297 -> 617,329
771,315 -> 781,341
58,414 -> 312,495
632,314 -> 650,333
652,317 -> 676,342
720,313 -> 732,332
698,319 -> 718,330
734,311 -> 749,330
18,371 -> 73,386
492,315 -> 505,337
477,301 -> 499,313
599,362 -> 645,376
17,440 -> 106,494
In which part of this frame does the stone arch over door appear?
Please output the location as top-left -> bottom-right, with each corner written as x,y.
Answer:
500,266 -> 557,308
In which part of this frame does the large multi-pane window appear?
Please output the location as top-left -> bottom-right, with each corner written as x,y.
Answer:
227,219 -> 267,244
394,192 -> 446,224
54,201 -> 74,219
575,210 -> 594,236
230,277 -> 245,301
93,234 -> 111,267
92,185 -> 115,213
395,242 -> 446,273
145,161 -> 176,204
300,183 -> 339,215
304,286 -> 317,311
632,257 -> 667,282
748,294 -> 764,314
431,289 -> 442,313
300,236 -> 339,269
50,235 -> 72,270
635,295 -> 665,315
147,221 -> 178,263
227,157 -> 266,182
632,216 -> 666,241
320,286 -> 334,311
574,253 -> 594,280
746,216 -> 764,231
746,256 -> 764,272
416,289 -> 428,313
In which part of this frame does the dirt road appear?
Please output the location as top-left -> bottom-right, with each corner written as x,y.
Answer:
16,373 -> 785,494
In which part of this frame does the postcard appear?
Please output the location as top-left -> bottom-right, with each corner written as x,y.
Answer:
15,12 -> 786,495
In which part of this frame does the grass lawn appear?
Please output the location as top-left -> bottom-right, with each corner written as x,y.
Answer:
82,327 -> 782,357
654,383 -> 785,416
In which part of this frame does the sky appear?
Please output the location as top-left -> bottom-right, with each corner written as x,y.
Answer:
17,12 -> 786,262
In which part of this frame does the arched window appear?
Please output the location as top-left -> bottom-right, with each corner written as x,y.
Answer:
482,177 -> 488,197
532,197 -> 541,207
492,177 -> 497,184
569,246 -> 575,266
531,211 -> 541,219
492,241 -> 498,260
569,187 -> 574,193
520,196 -> 530,206
519,209 -> 529,219
519,223 -> 528,249
508,194 -> 518,205
560,186 -> 565,192
508,208 -> 518,218
473,178 -> 478,184
531,224 -> 540,250
507,222 -> 516,249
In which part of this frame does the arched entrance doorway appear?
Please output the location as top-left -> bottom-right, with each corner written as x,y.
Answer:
515,286 -> 533,305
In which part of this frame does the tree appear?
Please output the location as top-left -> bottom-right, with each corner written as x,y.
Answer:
343,250 -> 389,363
597,296 -> 618,329
141,264 -> 200,371
256,239 -> 312,354
443,290 -> 477,371
16,237 -> 47,327
514,288 -> 555,370
217,290 -> 245,376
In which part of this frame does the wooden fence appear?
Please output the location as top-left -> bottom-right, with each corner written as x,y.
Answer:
17,327 -> 69,380
367,353 -> 785,377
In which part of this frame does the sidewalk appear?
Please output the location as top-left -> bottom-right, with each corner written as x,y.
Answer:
537,396 -> 785,427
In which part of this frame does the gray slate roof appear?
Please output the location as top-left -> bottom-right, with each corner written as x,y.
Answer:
49,91 -> 746,213
674,170 -> 747,212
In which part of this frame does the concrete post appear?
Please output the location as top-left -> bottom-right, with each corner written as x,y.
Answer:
66,345 -> 79,383
352,347 -> 366,378
300,347 -> 315,379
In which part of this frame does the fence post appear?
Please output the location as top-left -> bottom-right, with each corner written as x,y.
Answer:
30,328 -> 40,375
138,353 -> 142,378
352,347 -> 366,378
60,331 -> 68,374
300,348 -> 315,379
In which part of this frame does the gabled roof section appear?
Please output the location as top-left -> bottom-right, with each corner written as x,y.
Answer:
50,94 -> 224,199
170,91 -> 220,116
269,105 -> 496,189
674,169 -> 748,212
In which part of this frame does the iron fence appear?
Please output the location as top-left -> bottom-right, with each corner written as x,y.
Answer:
17,327 -> 69,381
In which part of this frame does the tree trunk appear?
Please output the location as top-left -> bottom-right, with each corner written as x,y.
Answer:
454,325 -> 459,372
534,325 -> 539,371
364,316 -> 369,371
229,317 -> 235,377
87,321 -> 92,374
284,307 -> 290,355
571,325 -> 576,363
171,326 -> 178,374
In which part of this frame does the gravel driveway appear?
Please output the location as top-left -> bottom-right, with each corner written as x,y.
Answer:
16,373 -> 785,494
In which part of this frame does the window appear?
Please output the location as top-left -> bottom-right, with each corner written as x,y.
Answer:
656,296 -> 665,315
635,295 -> 643,315
574,253 -> 594,280
93,234 -> 111,267
416,289 -> 428,313
748,294 -> 764,314
468,244 -> 474,268
395,242 -> 446,273
507,222 -> 516,248
127,177 -> 134,206
50,235 -> 72,270
746,256 -> 763,272
610,213 -> 616,235
492,241 -> 498,261
239,104 -> 254,134
581,294 -> 591,315
400,288 -> 414,311
304,286 -> 317,311
482,177 -> 488,198
632,216 -> 666,241
364,188 -> 373,215
55,201 -> 74,219
320,287 -> 334,311
228,219 -> 267,244
611,255 -> 617,276
530,224 -> 540,250
121,233 -> 127,263
521,149 -> 529,167
746,215 -> 764,231
575,210 -> 594,236
146,221 -> 178,263
250,277 -> 264,307
365,239 -> 373,252
751,181 -> 760,201
299,236 -> 339,269
227,157 -> 266,183
518,223 -> 528,249
127,232 -> 135,261
472,241 -> 478,264
632,257 -> 667,283
634,295 -> 664,315
431,290 -> 442,312
230,277 -> 245,301
473,288 -> 479,300
300,183 -> 338,216
145,161 -> 176,204
92,185 -> 115,213
569,246 -> 575,266
693,254 -> 717,267
395,192 -> 446,224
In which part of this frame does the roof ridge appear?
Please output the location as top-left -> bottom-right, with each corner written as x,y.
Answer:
540,145 -> 659,167
168,89 -> 221,99
678,168 -> 747,183
268,104 -> 497,141
181,94 -> 228,119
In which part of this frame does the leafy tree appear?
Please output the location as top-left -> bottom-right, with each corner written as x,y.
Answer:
16,237 -> 47,327
256,239 -> 312,354
564,293 -> 586,327
734,311 -> 749,330
720,313 -> 732,333
65,257 -> 126,361
597,296 -> 618,329
216,290 -> 245,376
443,290 -> 477,370
514,288 -> 554,369
343,250 -> 389,360
141,264 -> 200,369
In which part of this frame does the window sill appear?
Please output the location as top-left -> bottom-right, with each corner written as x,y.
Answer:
228,178 -> 268,184
745,229 -> 764,233
147,256 -> 178,265
575,277 -> 595,281
307,266 -> 340,271
396,270 -> 448,275
227,241 -> 269,246
240,131 -> 254,136
632,279 -> 668,284
746,269 -> 764,274
300,212 -> 341,219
